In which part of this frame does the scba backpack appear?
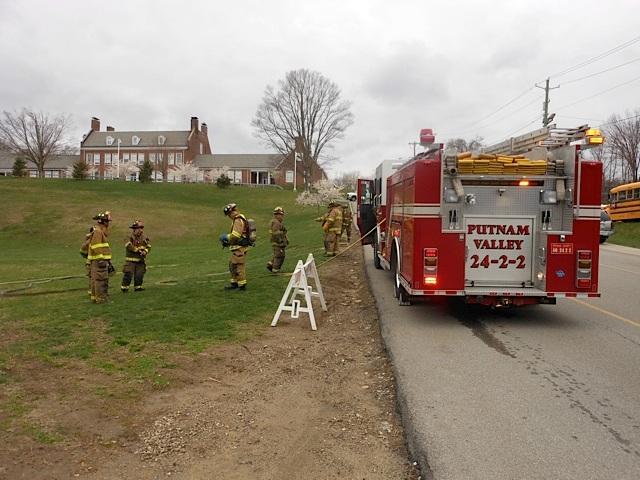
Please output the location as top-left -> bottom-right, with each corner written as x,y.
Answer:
240,217 -> 257,247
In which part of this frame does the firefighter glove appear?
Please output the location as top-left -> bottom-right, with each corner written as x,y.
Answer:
107,261 -> 116,276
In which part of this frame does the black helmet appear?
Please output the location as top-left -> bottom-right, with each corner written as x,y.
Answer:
129,220 -> 144,229
92,211 -> 112,224
223,203 -> 237,215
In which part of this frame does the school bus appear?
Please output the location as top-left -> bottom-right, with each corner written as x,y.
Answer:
608,181 -> 640,221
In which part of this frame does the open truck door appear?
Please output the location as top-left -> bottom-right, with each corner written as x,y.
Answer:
356,178 -> 376,245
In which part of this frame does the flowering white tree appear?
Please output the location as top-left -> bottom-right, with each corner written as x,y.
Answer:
118,162 -> 139,181
296,179 -> 343,207
206,165 -> 230,183
174,162 -> 199,183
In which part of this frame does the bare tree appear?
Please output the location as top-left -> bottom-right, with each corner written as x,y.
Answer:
0,109 -> 71,177
252,69 -> 354,189
444,136 -> 484,153
603,111 -> 640,183
332,170 -> 360,191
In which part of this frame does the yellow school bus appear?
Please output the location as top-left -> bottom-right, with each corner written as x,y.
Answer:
608,181 -> 640,221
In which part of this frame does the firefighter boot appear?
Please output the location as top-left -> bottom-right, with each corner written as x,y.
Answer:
224,282 -> 239,290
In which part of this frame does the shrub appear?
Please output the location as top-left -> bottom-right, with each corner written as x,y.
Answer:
139,159 -> 154,183
71,159 -> 89,180
216,174 -> 231,188
12,157 -> 27,177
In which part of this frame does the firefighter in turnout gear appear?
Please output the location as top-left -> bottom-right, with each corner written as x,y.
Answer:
87,211 -> 113,303
341,203 -> 352,243
267,206 -> 288,273
322,201 -> 343,256
222,203 -> 250,290
121,220 -> 151,292
80,226 -> 95,298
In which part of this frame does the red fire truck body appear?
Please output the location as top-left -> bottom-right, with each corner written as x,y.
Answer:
357,126 -> 604,307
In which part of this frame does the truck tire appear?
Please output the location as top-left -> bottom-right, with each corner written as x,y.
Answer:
600,236 -> 607,244
392,245 -> 411,305
392,249 -> 400,299
373,234 -> 382,270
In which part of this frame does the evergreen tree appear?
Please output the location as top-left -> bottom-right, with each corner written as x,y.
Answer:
72,158 -> 89,180
139,158 -> 153,183
12,156 -> 27,177
216,173 -> 231,188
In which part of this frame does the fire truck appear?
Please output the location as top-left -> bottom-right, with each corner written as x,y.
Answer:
357,126 -> 605,307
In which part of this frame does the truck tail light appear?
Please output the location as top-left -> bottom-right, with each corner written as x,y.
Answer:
576,250 -> 592,289
424,248 -> 438,286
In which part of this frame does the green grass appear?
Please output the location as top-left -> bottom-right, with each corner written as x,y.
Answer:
0,178 -> 327,424
609,221 -> 640,249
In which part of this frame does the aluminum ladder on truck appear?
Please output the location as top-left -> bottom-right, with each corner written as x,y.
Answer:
482,124 -> 591,155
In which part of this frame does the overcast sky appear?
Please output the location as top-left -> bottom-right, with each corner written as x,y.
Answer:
1,0 -> 638,177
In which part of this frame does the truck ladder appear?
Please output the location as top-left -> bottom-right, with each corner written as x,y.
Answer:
483,124 -> 591,155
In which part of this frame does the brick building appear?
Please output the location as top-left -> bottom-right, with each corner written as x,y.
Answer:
2,115 -> 327,187
80,116 -> 212,181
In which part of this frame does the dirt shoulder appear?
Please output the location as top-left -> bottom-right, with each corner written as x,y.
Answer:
1,244 -> 419,480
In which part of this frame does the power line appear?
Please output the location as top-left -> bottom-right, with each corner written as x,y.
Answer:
548,34 -> 640,79
597,113 -> 640,128
556,74 -> 640,110
561,56 -> 640,86
460,86 -> 535,128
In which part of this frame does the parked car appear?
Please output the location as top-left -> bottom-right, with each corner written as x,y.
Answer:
600,210 -> 614,243
346,192 -> 357,201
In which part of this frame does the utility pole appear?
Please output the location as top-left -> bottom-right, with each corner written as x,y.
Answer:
408,142 -> 419,157
535,77 -> 559,127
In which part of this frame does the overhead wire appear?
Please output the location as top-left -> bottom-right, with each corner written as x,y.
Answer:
560,56 -> 640,86
555,74 -> 640,110
547,34 -> 640,79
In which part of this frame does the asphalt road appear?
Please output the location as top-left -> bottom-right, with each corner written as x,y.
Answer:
365,243 -> 640,480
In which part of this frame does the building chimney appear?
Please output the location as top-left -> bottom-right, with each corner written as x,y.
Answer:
91,117 -> 100,132
190,116 -> 199,132
201,122 -> 208,136
106,126 -> 115,132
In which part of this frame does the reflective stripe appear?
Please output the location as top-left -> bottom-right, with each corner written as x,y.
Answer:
90,242 -> 110,249
230,231 -> 242,238
126,257 -> 142,262
88,254 -> 112,260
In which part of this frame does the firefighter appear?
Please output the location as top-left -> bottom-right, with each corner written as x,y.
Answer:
322,201 -> 343,256
220,203 -> 250,290
267,206 -> 289,273
80,226 -> 95,298
121,220 -> 151,292
87,211 -> 114,303
341,202 -> 353,243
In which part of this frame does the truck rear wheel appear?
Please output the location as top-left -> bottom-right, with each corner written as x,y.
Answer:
392,248 -> 411,305
392,250 -> 400,299
373,234 -> 382,270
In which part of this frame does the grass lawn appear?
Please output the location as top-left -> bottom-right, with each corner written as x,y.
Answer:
608,221 -> 640,249
0,178 -> 327,432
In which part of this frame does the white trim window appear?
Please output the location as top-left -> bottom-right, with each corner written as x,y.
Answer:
122,153 -> 130,163
199,143 -> 203,155
104,171 -> 113,180
138,153 -> 145,165
229,169 -> 242,184
29,170 -> 38,178
132,135 -> 140,145
168,152 -> 175,165
93,153 -> 101,166
149,153 -> 156,162
106,136 -> 114,146
104,153 -> 112,165
176,152 -> 183,165
285,170 -> 294,183
158,135 -> 166,145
